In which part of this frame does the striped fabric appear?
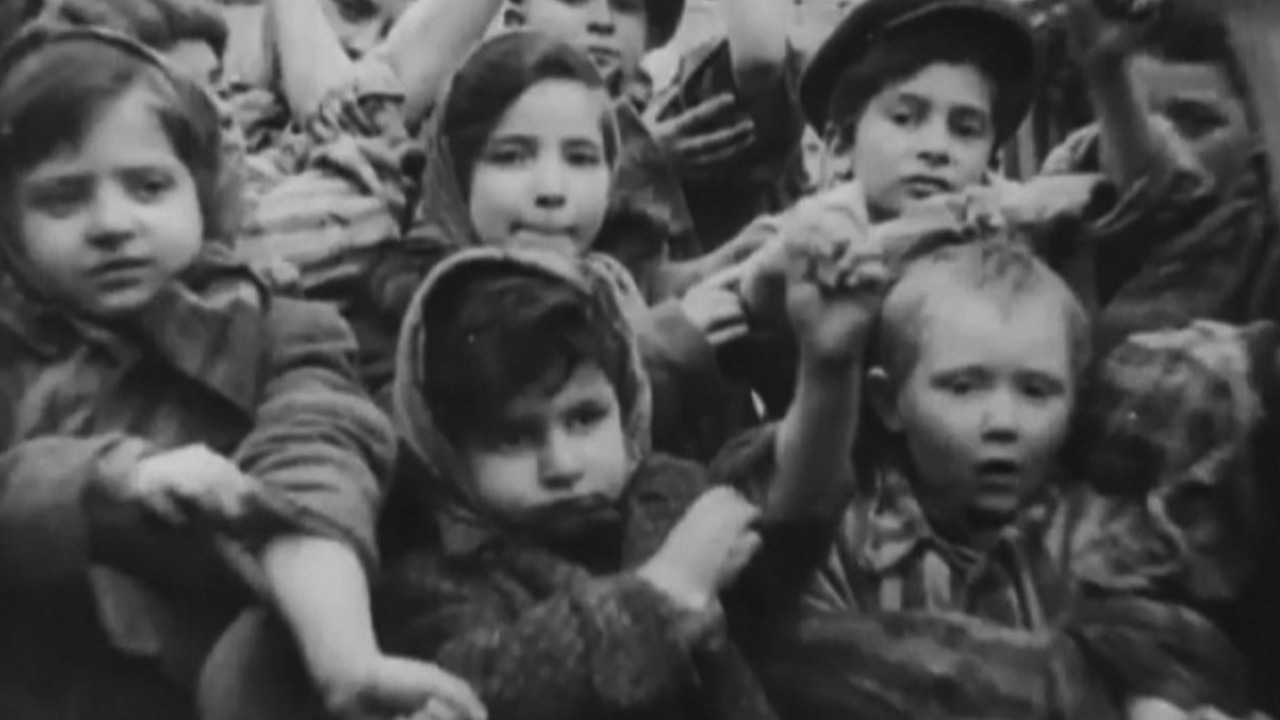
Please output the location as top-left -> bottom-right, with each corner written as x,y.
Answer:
802,467 -> 1076,626
746,466 -> 1253,720
232,58 -> 418,304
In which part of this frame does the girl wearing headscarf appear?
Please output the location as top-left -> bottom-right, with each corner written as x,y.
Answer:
0,26 -> 480,720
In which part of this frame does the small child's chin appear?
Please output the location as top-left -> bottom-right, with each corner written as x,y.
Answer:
966,491 -> 1024,523
77,285 -> 165,320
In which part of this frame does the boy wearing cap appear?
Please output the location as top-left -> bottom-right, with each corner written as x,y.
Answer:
799,0 -> 1040,217
797,0 -> 1205,235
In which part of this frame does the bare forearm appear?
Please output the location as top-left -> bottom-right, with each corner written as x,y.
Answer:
770,354 -> 859,519
1083,54 -> 1162,190
261,535 -> 379,685
266,0 -> 357,121
371,0 -> 505,125
722,0 -> 789,95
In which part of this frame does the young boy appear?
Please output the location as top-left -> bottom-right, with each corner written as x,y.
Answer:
798,0 -> 1041,218
371,214 -> 887,719
1039,0 -> 1280,353
735,231 -> 1254,720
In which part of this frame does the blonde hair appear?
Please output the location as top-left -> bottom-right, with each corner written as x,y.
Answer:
874,239 -> 1091,385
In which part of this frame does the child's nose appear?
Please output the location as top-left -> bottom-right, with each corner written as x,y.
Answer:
532,158 -> 568,209
586,0 -> 616,34
539,432 -> 584,489
86,187 -> 136,247
915,119 -> 955,167
980,389 -> 1019,440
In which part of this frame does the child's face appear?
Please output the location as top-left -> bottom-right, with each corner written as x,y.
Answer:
515,0 -> 650,82
1132,54 -> 1252,191
462,362 -> 631,533
15,86 -> 203,320
849,63 -> 995,219
888,289 -> 1075,529
469,79 -> 612,255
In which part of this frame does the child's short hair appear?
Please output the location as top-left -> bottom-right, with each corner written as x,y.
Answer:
421,264 -> 637,445
38,0 -> 228,58
874,239 -> 1091,385
443,31 -> 619,197
825,22 -> 1020,144
1139,1 -> 1249,104
0,29 -> 236,243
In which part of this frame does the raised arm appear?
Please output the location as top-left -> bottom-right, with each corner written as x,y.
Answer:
763,197 -> 884,520
1065,0 -> 1166,191
264,0 -> 357,123
368,0 -> 505,126
721,0 -> 791,97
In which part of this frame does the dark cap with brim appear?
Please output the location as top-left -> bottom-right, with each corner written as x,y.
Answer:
800,0 -> 1041,143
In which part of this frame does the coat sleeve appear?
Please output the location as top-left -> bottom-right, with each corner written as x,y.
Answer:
1038,119 -> 1218,304
234,299 -> 395,569
377,558 -> 705,720
634,299 -> 747,460
0,434 -> 145,590
754,598 -> 1249,720
709,424 -> 847,631
0,434 -> 245,601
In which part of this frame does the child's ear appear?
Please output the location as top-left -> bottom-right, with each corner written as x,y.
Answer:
867,367 -> 903,432
503,6 -> 526,28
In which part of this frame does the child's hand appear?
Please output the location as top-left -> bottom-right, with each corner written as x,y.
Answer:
733,217 -> 790,329
320,654 -> 486,720
638,487 -> 762,611
780,198 -> 888,365
737,192 -> 872,331
126,445 -> 262,529
680,266 -> 750,346
1064,0 -> 1157,67
644,93 -> 757,178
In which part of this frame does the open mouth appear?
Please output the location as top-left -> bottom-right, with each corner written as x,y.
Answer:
584,46 -> 621,66
976,458 -> 1020,477
901,175 -> 954,197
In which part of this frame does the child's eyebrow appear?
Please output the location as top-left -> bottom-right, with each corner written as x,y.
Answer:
485,133 -> 539,148
1163,93 -> 1229,111
888,90 -> 930,108
21,170 -> 91,188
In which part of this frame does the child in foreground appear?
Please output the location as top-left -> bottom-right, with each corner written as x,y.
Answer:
734,224 -> 1256,720
0,27 -> 481,720
371,208 -> 888,719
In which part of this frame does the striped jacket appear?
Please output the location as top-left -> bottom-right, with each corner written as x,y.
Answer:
741,460 -> 1252,720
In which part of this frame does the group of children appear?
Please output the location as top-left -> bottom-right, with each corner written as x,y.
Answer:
0,0 -> 1277,719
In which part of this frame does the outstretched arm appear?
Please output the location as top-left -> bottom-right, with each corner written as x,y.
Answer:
263,0 -> 358,122
367,0 -> 505,126
721,0 -> 790,98
1065,0 -> 1166,191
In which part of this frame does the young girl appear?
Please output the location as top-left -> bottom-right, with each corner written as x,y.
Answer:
372,221 -> 879,719
359,30 -> 752,461
0,27 -> 481,720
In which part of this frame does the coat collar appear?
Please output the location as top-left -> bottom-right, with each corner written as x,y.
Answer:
0,256 -> 269,416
